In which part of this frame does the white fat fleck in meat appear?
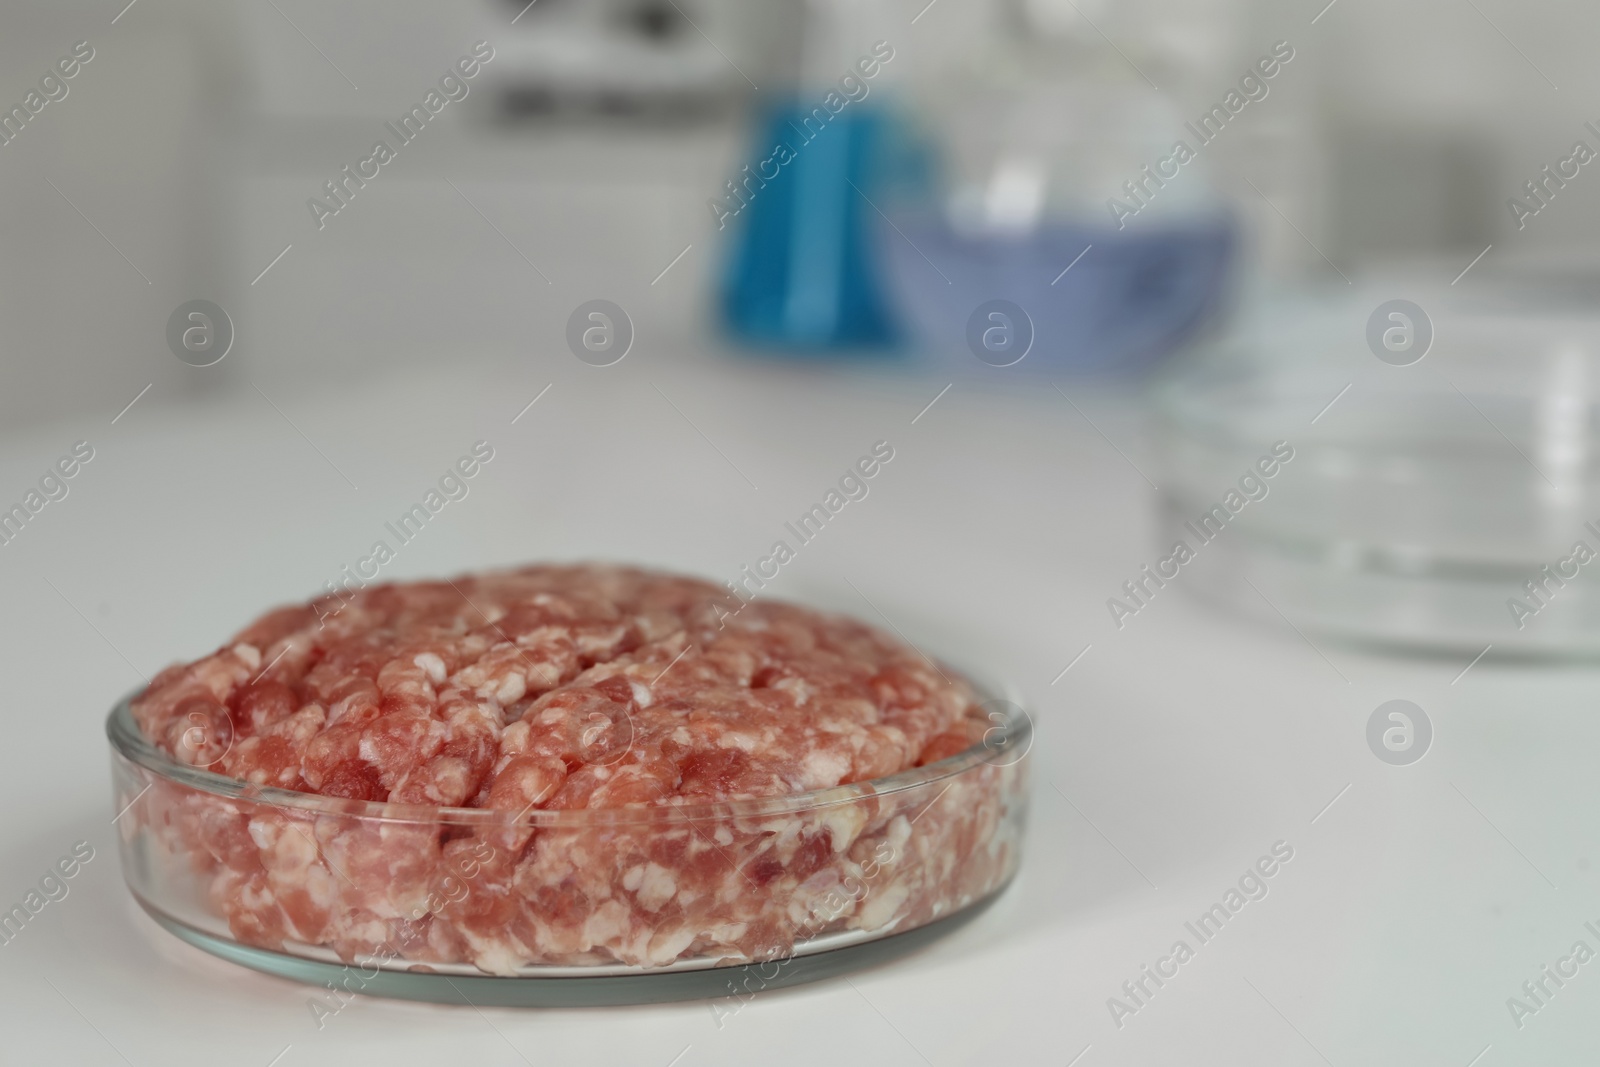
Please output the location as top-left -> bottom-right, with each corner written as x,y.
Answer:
515,624 -> 567,648
497,721 -> 530,762
629,681 -> 653,707
855,881 -> 912,931
573,623 -> 628,654
245,816 -> 278,853
790,870 -> 848,926
647,923 -> 697,963
772,676 -> 812,705
232,643 -> 262,671
719,732 -> 758,753
621,864 -> 645,892
413,652 -> 447,685
495,672 -> 527,705
526,659 -> 563,690
633,863 -> 677,912
341,914 -> 392,947
462,930 -> 527,977
238,877 -> 273,912
800,747 -> 851,786
583,899 -> 632,952
816,803 -> 869,854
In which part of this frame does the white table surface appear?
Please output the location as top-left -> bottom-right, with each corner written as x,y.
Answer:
1,351 -> 1596,1067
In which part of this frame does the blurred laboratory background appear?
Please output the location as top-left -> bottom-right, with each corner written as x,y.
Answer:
6,0 -> 1600,423
10,2 -> 1600,1063
10,0 -> 1600,651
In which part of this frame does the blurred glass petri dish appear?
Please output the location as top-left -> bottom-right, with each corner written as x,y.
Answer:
1153,292 -> 1600,658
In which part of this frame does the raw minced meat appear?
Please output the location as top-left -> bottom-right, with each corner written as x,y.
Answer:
121,564 -> 1026,973
132,563 -> 985,807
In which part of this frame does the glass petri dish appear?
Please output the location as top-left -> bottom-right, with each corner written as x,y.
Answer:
1154,296 -> 1600,657
107,691 -> 1029,1006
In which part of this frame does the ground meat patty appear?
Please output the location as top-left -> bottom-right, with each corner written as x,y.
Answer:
131,563 -> 984,808
121,564 -> 1024,973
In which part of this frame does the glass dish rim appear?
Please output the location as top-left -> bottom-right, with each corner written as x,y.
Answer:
106,689 -> 1031,828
